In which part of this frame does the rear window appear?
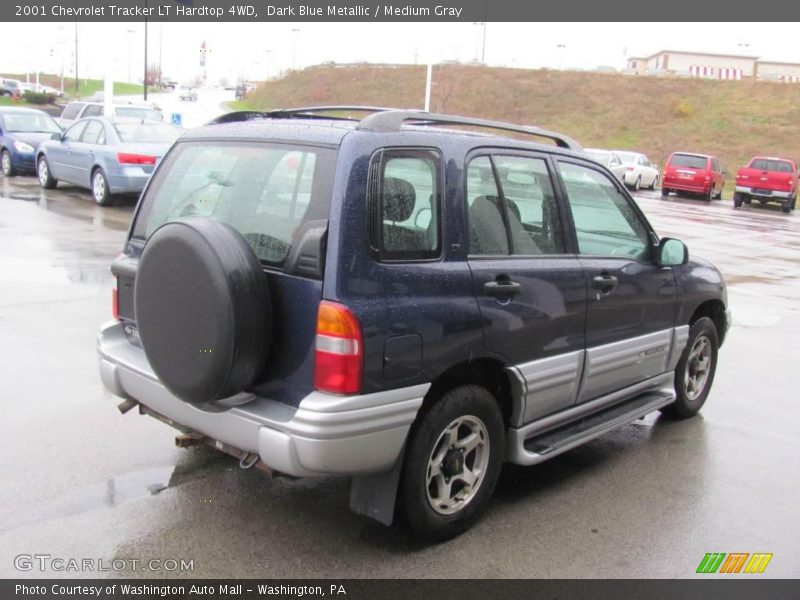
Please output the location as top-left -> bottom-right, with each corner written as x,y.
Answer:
61,103 -> 84,120
116,107 -> 163,121
669,154 -> 708,169
114,122 -> 179,143
749,159 -> 794,173
132,142 -> 335,267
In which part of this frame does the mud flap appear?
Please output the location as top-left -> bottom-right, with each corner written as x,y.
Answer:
349,451 -> 404,526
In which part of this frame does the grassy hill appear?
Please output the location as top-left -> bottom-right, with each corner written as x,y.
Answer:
241,64 -> 800,183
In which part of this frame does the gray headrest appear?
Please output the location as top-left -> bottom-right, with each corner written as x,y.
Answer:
383,177 -> 416,222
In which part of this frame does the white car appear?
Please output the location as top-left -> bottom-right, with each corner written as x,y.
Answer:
585,148 -> 626,182
178,87 -> 197,102
614,151 -> 660,191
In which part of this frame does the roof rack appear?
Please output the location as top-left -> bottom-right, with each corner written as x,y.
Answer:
356,111 -> 581,150
207,106 -> 580,150
207,106 -> 414,125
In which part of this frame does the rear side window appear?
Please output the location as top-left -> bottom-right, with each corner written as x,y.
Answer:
369,148 -> 441,261
82,105 -> 103,117
81,120 -> 105,144
132,142 -> 335,268
669,154 -> 708,169
61,103 -> 84,121
467,154 -> 565,256
750,159 -> 794,173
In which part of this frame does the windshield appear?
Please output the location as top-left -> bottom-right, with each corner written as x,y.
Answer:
116,107 -> 163,121
132,142 -> 336,267
114,122 -> 179,143
3,112 -> 61,133
670,154 -> 707,169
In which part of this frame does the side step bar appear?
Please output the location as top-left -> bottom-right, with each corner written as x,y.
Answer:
507,390 -> 675,466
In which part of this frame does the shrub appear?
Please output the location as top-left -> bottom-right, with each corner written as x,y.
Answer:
673,99 -> 694,118
22,91 -> 57,105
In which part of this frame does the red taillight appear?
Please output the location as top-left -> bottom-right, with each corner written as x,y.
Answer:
112,276 -> 119,320
313,301 -> 362,394
625,166 -> 635,171
117,153 -> 156,165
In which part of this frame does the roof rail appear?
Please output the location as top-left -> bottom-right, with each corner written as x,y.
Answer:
207,106 -> 416,125
356,111 -> 581,149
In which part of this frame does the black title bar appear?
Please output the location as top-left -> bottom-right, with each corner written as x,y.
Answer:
2,0 -> 794,22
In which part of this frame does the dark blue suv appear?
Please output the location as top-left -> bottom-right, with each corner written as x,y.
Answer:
98,107 -> 730,540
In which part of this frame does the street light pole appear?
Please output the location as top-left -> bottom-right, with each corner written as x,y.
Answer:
144,4 -> 149,101
127,28 -> 135,83
291,28 -> 300,71
74,21 -> 79,97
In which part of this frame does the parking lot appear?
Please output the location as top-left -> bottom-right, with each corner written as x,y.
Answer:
0,173 -> 798,578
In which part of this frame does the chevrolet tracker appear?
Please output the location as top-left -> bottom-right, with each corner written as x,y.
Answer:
97,107 -> 730,540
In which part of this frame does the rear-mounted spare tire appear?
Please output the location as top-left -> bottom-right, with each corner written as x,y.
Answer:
134,218 -> 272,407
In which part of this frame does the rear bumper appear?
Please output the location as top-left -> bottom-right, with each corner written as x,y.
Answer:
107,169 -> 151,194
97,321 -> 426,477
735,185 -> 793,200
664,179 -> 709,193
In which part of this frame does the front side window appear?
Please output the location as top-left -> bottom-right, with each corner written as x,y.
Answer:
370,149 -> 441,261
132,142 -> 335,267
467,154 -> 564,256
558,161 -> 651,260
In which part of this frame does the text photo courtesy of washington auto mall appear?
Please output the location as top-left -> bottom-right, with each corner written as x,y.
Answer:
0,1 -> 799,598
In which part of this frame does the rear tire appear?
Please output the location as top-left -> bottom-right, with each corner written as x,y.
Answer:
782,202 -> 791,214
400,385 -> 505,542
661,317 -> 719,420
92,168 -> 113,206
733,192 -> 743,208
705,187 -> 714,202
37,155 -> 57,189
661,187 -> 669,197
650,175 -> 659,190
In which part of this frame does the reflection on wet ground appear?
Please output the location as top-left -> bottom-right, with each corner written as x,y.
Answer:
0,177 -> 798,578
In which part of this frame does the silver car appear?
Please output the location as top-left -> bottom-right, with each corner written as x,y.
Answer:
36,117 -> 179,206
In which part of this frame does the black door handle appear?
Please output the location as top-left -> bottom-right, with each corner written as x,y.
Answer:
484,279 -> 522,297
592,274 -> 618,293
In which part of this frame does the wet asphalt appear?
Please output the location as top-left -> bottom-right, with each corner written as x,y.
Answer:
1,169 -> 799,579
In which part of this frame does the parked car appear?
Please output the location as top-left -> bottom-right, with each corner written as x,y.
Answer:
734,156 -> 797,213
615,151 -> 660,191
0,106 -> 62,176
57,100 -> 164,128
97,107 -> 729,541
235,84 -> 247,100
36,117 -> 179,205
585,148 -> 626,182
161,80 -> 178,91
178,86 -> 197,102
661,152 -> 725,201
1,78 -> 21,97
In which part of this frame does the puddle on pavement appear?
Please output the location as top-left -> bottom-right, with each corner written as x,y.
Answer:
4,192 -> 41,202
0,465 -> 175,535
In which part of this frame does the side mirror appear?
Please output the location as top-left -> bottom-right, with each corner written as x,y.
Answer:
658,237 -> 688,267
50,132 -> 61,141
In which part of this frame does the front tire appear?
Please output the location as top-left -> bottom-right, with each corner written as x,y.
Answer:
37,155 -> 57,189
92,168 -> 113,206
661,317 -> 719,419
400,385 -> 505,542
1,149 -> 15,177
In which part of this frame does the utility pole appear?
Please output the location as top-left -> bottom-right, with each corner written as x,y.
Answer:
158,22 -> 163,89
144,4 -> 149,101
291,28 -> 300,71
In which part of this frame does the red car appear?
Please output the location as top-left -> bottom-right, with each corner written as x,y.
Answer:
734,156 -> 797,213
661,152 -> 726,202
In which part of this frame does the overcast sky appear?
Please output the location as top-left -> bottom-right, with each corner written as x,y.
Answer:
2,21 -> 797,83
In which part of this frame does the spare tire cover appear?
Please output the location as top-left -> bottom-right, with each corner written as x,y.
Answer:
134,218 -> 271,406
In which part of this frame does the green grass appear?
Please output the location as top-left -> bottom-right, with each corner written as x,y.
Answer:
241,64 -> 800,196
1,73 -> 155,100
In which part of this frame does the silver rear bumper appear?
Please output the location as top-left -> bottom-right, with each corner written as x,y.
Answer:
97,321 -> 426,477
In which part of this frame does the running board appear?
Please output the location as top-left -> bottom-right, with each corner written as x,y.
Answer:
507,390 -> 675,466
